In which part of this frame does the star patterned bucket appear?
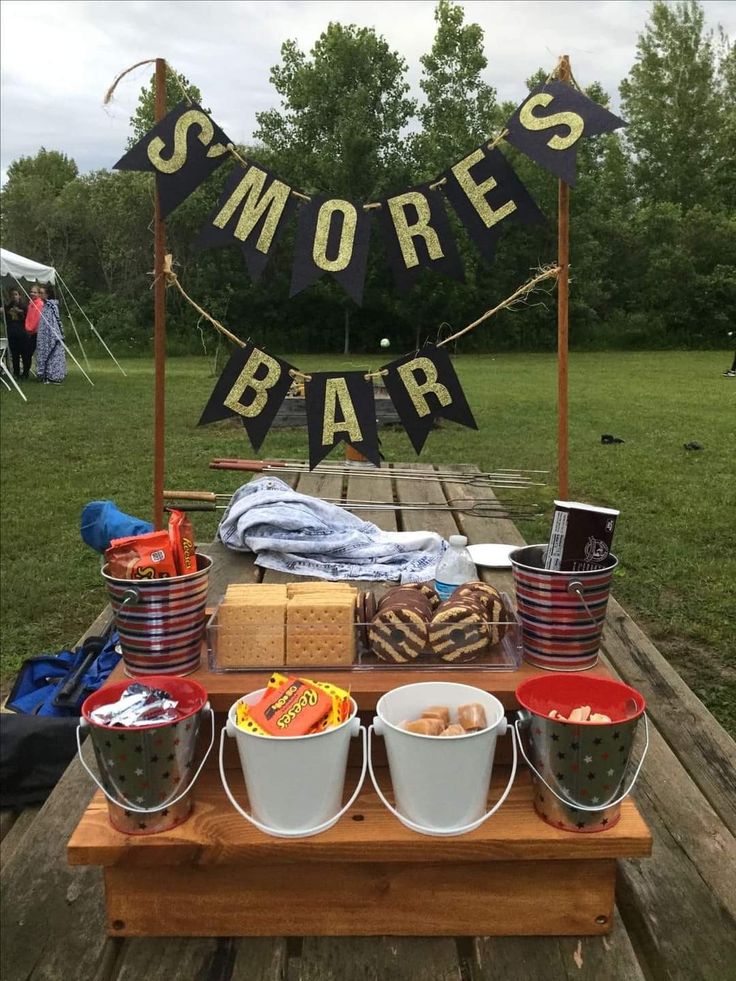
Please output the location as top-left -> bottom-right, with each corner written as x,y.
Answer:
514,674 -> 647,832
78,675 -> 214,835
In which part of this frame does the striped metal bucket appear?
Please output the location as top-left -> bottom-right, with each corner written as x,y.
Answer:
102,554 -> 211,676
510,545 -> 617,671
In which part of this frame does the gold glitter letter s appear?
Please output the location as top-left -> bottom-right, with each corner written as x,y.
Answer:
223,349 -> 283,418
213,166 -> 291,254
312,200 -> 358,273
451,148 -> 517,228
518,93 -> 584,150
387,192 -> 444,269
146,110 -> 214,175
322,378 -> 363,445
397,357 -> 452,419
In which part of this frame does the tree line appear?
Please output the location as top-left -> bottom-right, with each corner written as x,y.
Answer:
1,0 -> 734,356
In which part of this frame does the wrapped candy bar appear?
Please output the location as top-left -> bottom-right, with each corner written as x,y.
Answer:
235,674 -> 352,738
168,509 -> 196,575
90,682 -> 179,727
106,530 -> 178,580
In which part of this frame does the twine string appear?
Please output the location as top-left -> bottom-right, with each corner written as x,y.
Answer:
161,254 -> 245,349
437,265 -> 561,348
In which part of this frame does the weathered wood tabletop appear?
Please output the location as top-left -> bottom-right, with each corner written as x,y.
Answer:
2,464 -> 735,981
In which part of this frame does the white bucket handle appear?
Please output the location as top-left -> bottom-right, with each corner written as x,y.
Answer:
219,721 -> 367,838
367,719 -> 517,837
513,713 -> 649,812
76,704 -> 215,815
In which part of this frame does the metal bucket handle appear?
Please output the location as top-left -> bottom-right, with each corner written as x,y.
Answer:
367,719 -> 517,837
514,711 -> 648,812
567,580 -> 602,626
77,704 -> 214,814
219,719 -> 367,838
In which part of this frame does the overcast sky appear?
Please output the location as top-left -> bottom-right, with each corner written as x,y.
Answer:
1,0 -> 734,185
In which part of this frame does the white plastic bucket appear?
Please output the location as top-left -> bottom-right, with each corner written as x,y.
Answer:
369,682 -> 517,836
220,689 -> 366,838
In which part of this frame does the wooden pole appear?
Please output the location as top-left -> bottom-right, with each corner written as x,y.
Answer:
557,54 -> 571,500
153,58 -> 167,528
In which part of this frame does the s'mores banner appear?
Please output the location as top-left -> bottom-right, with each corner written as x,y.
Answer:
304,372 -> 381,469
504,80 -> 625,187
114,102 -> 231,218
381,343 -> 478,454
198,343 -> 295,452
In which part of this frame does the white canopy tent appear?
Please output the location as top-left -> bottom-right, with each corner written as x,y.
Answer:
0,247 -> 126,387
0,248 -> 57,284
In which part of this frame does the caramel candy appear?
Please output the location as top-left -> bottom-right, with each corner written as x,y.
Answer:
439,724 -> 466,737
422,705 -> 450,727
402,717 -> 445,736
458,703 -> 488,731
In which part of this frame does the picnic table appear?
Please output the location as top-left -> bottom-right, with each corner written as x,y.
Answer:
2,464 -> 735,981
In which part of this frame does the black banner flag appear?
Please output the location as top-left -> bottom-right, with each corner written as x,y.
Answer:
379,185 -> 464,293
504,80 -> 625,187
290,196 -> 372,305
304,372 -> 380,469
195,164 -> 297,282
198,342 -> 294,452
114,102 -> 231,218
443,144 -> 545,261
382,344 -> 477,454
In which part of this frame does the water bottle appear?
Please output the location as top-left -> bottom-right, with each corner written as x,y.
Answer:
434,534 -> 477,601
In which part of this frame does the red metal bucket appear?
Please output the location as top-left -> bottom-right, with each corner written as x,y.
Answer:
515,674 -> 647,832
510,544 -> 617,671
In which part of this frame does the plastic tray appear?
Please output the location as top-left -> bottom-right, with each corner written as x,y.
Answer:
206,593 -> 521,673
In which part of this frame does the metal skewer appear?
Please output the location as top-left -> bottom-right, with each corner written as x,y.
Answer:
208,459 -> 546,488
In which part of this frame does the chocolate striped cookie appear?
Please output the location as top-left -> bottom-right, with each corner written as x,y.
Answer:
428,601 -> 489,663
454,582 -> 508,644
395,582 -> 440,610
369,605 -> 429,662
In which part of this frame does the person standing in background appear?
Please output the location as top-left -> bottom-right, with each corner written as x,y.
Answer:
35,285 -> 67,383
3,288 -> 28,378
24,284 -> 44,377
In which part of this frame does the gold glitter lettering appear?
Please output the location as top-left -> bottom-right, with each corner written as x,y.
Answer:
146,109 -> 214,175
223,349 -> 283,418
213,166 -> 291,253
451,148 -> 517,228
322,378 -> 363,445
518,93 -> 584,150
387,192 -> 444,269
397,357 -> 452,418
312,200 -> 358,272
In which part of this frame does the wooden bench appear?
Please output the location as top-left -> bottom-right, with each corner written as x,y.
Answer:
2,465 -> 734,980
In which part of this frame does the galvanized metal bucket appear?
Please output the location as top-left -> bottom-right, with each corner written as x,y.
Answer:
515,674 -> 647,832
510,544 -> 617,671
102,553 -> 211,676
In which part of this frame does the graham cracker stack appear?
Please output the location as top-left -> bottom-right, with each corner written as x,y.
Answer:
286,589 -> 357,667
217,584 -> 287,668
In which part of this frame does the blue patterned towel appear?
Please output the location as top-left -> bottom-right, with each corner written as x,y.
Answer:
218,476 -> 447,583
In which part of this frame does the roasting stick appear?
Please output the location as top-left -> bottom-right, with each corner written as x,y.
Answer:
163,491 -> 542,520
208,461 -> 544,488
209,458 -> 547,483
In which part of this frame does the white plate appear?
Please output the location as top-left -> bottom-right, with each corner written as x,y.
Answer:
467,543 -> 516,568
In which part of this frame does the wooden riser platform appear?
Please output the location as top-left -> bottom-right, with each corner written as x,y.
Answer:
68,766 -> 651,937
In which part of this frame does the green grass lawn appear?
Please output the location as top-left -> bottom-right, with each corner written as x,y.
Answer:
1,350 -> 734,733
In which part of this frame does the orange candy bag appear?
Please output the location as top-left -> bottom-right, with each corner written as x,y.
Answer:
106,530 -> 178,580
